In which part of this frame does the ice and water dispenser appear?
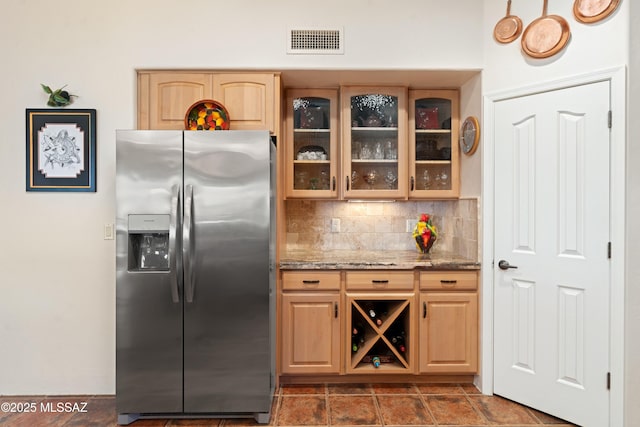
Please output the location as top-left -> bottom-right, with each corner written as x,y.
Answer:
128,214 -> 170,271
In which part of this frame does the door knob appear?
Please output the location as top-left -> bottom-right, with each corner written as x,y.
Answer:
498,259 -> 518,270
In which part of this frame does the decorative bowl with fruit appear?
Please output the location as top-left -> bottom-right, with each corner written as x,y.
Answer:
185,100 -> 230,131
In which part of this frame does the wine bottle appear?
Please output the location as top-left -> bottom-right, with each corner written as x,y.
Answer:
364,302 -> 376,319
388,326 -> 406,352
352,322 -> 366,351
352,327 -> 359,352
372,356 -> 381,368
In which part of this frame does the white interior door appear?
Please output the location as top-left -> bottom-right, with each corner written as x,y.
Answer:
493,81 -> 610,427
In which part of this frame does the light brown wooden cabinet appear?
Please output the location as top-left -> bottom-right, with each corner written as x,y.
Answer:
137,71 -> 281,135
284,89 -> 339,198
283,87 -> 460,200
279,269 -> 478,379
408,90 -> 460,198
419,271 -> 478,373
345,271 -> 415,374
280,271 -> 341,374
341,86 -> 408,200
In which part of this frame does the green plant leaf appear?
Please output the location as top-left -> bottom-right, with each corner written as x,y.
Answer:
41,84 -> 52,94
53,94 -> 70,105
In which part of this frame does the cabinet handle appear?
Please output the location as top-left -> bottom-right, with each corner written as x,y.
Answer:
302,280 -> 320,284
410,176 -> 415,191
371,279 -> 389,284
332,176 -> 336,191
346,175 -> 350,191
423,301 -> 427,318
440,279 -> 457,285
334,302 -> 338,318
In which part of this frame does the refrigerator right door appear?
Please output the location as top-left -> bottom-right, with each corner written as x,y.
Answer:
182,130 -> 273,415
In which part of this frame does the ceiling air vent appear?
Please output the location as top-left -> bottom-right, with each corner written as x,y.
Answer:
287,27 -> 344,55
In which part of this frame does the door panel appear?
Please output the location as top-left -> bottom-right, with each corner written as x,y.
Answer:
183,131 -> 272,413
493,81 -> 610,427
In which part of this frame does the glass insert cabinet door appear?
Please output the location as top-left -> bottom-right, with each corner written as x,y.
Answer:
285,89 -> 338,198
341,86 -> 408,199
408,90 -> 459,198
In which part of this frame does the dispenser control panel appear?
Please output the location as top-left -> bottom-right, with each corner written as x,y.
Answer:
128,214 -> 170,271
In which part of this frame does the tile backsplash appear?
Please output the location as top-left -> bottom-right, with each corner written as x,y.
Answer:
285,198 -> 479,260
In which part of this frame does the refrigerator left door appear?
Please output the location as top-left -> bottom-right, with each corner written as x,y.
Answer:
116,130 -> 184,417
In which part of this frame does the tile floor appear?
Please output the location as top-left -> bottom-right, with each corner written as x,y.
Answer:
0,383 -> 578,427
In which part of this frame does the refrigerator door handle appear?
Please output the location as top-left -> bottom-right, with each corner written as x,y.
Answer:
183,184 -> 195,303
169,184 -> 181,303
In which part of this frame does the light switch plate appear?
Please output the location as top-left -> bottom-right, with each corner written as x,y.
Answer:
331,218 -> 341,233
104,223 -> 114,240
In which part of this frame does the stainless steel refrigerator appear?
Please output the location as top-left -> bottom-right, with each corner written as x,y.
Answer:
115,130 -> 275,425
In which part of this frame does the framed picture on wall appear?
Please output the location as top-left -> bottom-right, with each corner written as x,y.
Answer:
26,109 -> 97,192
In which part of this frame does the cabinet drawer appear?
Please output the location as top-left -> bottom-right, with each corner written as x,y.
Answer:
282,271 -> 341,291
346,271 -> 414,291
420,271 -> 478,290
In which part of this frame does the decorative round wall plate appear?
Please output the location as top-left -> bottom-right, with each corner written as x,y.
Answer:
460,116 -> 480,156
573,0 -> 620,23
185,100 -> 230,131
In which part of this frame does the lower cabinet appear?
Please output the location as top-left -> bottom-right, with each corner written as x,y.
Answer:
280,271 -> 341,374
419,271 -> 478,373
279,269 -> 478,378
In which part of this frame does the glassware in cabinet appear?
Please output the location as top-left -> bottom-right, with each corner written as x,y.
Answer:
341,87 -> 408,199
285,90 -> 338,198
409,90 -> 460,198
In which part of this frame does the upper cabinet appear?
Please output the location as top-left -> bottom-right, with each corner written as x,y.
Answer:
137,71 -> 281,135
409,90 -> 460,198
285,89 -> 339,198
213,73 -> 279,134
341,86 -> 408,200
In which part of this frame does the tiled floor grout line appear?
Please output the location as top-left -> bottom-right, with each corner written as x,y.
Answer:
461,388 -> 492,426
416,391 -> 439,427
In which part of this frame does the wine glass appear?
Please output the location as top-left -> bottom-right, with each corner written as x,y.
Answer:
384,170 -> 397,189
421,170 -> 432,190
364,170 -> 378,189
439,171 -> 449,189
351,170 -> 360,189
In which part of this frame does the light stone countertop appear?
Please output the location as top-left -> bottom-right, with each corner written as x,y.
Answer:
280,250 -> 480,270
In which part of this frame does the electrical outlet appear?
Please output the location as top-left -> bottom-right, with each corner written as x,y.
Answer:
104,223 -> 114,240
331,218 -> 341,233
406,219 -> 417,233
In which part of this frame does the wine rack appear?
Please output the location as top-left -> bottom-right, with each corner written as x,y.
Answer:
346,295 -> 413,373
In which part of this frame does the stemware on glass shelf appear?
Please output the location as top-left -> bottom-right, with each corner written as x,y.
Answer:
364,170 -> 378,189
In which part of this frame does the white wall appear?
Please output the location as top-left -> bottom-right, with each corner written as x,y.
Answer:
626,2 -> 640,427
482,0 -> 628,92
0,0 -> 483,395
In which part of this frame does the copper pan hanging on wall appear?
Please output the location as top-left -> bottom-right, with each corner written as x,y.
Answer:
521,0 -> 571,59
573,0 -> 620,23
494,0 -> 523,44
